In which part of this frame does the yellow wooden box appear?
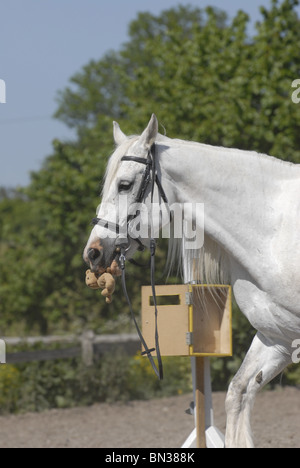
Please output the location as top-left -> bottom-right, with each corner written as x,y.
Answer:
141,284 -> 232,357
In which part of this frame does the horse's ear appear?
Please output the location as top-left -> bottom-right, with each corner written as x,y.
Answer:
138,114 -> 158,150
113,121 -> 127,146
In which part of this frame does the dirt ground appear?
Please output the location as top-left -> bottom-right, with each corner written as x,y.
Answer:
0,387 -> 299,448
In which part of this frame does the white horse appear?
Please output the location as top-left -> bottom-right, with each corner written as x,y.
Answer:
84,114 -> 300,448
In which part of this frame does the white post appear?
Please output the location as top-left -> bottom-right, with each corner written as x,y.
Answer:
81,331 -> 95,367
0,339 -> 6,364
182,245 -> 225,449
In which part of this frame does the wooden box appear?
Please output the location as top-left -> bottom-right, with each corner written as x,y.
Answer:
141,284 -> 232,357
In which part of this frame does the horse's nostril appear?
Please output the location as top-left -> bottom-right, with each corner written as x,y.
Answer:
88,248 -> 101,262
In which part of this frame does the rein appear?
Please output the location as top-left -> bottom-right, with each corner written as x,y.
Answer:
92,144 -> 168,380
119,238 -> 163,380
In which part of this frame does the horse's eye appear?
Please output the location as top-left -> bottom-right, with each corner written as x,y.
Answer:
118,181 -> 133,193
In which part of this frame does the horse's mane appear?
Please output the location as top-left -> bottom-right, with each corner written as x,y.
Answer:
166,225 -> 230,286
157,136 -> 231,285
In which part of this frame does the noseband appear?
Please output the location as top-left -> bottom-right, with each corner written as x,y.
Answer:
91,144 -> 168,380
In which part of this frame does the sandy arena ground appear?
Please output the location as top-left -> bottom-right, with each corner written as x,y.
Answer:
0,387 -> 299,448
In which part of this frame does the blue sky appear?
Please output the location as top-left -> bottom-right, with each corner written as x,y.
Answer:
0,0 -> 297,187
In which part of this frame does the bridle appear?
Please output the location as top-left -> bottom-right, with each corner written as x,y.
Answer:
92,143 -> 168,252
91,144 -> 169,380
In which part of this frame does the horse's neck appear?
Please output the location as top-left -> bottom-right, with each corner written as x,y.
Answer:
160,137 -> 297,282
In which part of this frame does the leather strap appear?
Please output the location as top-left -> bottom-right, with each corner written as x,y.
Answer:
120,247 -> 163,380
91,144 -> 165,380
121,156 -> 152,166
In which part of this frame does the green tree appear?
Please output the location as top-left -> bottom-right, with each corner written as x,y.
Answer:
56,1 -> 300,162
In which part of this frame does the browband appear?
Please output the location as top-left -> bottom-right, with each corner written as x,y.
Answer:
121,156 -> 152,165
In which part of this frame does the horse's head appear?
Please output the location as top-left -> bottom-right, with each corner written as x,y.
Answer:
83,114 -> 168,274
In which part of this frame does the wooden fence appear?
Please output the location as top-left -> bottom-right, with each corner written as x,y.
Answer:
3,332 -> 140,366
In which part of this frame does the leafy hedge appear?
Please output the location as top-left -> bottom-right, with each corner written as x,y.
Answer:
0,351 -> 193,414
0,329 -> 299,415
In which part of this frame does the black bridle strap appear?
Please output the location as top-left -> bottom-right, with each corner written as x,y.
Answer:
119,146 -> 163,379
93,145 -> 169,230
148,148 -> 163,379
149,239 -> 163,379
91,216 -> 145,252
120,146 -> 163,379
155,175 -> 168,204
92,144 -> 165,380
121,153 -> 168,206
120,240 -> 163,380
121,156 -> 152,166
91,218 -> 121,231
